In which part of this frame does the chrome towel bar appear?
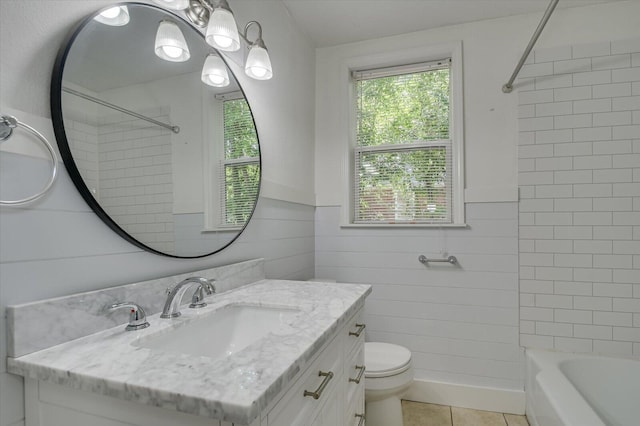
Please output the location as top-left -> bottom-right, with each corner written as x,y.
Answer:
418,255 -> 458,265
0,114 -> 58,206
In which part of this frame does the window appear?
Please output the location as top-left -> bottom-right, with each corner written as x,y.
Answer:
352,59 -> 462,225
220,98 -> 260,227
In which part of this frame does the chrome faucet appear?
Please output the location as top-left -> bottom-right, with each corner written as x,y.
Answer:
160,277 -> 216,318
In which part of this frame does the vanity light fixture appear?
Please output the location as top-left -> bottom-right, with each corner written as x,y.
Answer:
154,20 -> 191,62
161,0 -> 273,80
243,21 -> 273,80
201,54 -> 230,87
93,5 -> 130,26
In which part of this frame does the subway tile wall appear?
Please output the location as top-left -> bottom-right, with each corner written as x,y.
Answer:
316,203 -> 522,390
66,119 -> 98,194
518,37 -> 640,356
98,110 -> 175,253
66,108 -> 176,253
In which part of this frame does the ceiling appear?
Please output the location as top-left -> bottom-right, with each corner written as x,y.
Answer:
279,0 -> 626,48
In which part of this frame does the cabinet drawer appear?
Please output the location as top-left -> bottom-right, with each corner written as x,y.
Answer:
344,309 -> 365,358
267,336 -> 342,426
344,346 -> 365,407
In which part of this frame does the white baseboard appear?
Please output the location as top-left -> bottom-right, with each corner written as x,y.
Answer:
403,379 -> 525,415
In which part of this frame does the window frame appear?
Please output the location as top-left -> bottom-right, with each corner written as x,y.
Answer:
203,91 -> 259,231
343,42 -> 465,227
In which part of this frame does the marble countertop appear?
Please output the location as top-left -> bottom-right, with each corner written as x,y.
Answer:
8,279 -> 371,425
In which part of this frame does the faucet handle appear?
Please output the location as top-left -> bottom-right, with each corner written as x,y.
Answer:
108,302 -> 150,331
204,279 -> 216,295
189,279 -> 216,309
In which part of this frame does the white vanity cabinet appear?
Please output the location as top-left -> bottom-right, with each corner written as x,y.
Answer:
22,308 -> 366,426
266,308 -> 365,426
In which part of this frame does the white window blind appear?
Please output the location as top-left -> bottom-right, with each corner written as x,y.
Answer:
220,98 -> 260,227
353,59 -> 454,224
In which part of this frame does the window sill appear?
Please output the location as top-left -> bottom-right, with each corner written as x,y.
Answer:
201,227 -> 243,233
340,223 -> 468,229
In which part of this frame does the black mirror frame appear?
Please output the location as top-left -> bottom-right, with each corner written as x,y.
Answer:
50,2 -> 262,259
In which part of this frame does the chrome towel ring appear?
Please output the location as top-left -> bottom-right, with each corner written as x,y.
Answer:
0,114 -> 58,206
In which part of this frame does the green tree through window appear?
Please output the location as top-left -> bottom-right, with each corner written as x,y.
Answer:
354,62 -> 453,223
223,98 -> 260,226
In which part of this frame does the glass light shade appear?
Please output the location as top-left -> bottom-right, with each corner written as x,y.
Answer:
155,20 -> 190,62
245,45 -> 273,80
151,0 -> 189,10
201,54 -> 230,87
93,6 -> 130,26
205,8 -> 241,51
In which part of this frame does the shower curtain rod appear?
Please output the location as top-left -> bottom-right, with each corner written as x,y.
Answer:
502,0 -> 559,93
62,87 -> 180,134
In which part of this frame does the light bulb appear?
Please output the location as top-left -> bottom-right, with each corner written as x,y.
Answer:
93,6 -> 130,26
208,75 -> 226,85
213,35 -> 233,49
154,20 -> 190,62
101,7 -> 121,19
250,67 -> 267,78
162,45 -> 183,59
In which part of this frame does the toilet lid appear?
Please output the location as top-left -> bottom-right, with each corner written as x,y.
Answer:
365,342 -> 412,378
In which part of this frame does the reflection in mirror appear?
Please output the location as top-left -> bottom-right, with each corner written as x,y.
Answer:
52,3 -> 261,258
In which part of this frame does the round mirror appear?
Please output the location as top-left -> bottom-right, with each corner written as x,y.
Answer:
51,3 -> 261,258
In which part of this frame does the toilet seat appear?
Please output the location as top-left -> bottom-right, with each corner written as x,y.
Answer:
365,342 -> 412,378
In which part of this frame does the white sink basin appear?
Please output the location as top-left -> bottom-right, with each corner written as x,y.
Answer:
138,304 -> 300,360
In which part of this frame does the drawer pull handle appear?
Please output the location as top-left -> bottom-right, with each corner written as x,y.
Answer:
349,365 -> 366,384
303,371 -> 334,400
349,323 -> 366,337
355,413 -> 365,426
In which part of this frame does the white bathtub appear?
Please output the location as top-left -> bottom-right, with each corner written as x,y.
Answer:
526,349 -> 640,426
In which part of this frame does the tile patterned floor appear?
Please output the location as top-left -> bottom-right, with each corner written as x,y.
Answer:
402,400 -> 529,426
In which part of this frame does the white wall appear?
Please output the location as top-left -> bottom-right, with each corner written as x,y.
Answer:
316,203 -> 522,391
314,0 -> 640,397
518,37 -> 640,355
0,1 -> 316,426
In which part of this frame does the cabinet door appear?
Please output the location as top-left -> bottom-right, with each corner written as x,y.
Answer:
310,386 -> 341,426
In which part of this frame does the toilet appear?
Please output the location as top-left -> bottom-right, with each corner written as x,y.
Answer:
364,342 -> 414,426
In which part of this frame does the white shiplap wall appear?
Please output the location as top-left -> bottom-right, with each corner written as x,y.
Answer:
518,37 -> 640,356
315,203 -> 522,390
0,141 -> 314,426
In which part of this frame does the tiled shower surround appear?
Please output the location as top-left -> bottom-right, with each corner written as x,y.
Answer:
66,108 -> 176,253
97,109 -> 175,254
518,37 -> 640,356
